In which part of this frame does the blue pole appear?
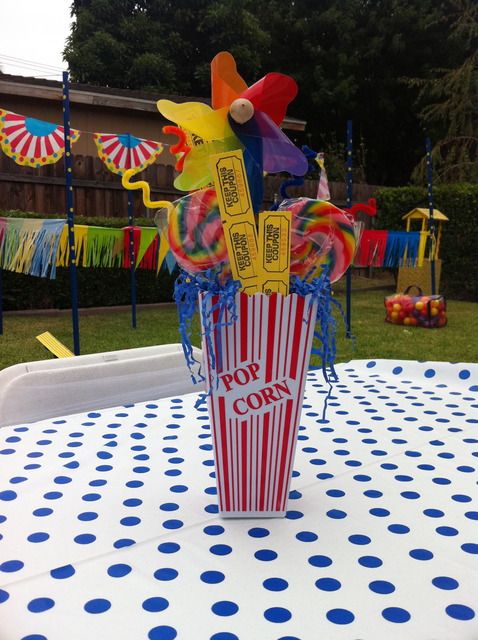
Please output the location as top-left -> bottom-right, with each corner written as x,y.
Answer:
62,71 -> 80,355
426,137 -> 437,295
127,134 -> 137,329
345,120 -> 353,338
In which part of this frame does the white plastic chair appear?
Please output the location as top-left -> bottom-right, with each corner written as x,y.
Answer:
0,344 -> 204,428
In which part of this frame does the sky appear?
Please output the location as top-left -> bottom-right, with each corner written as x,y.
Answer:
0,0 -> 72,78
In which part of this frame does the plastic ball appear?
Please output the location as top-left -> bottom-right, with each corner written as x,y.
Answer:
415,301 -> 424,311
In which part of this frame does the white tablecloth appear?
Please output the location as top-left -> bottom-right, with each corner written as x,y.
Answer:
0,359 -> 477,640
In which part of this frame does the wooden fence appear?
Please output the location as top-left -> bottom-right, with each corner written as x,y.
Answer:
0,153 -> 378,222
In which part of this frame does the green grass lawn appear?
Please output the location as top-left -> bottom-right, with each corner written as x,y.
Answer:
1,277 -> 477,371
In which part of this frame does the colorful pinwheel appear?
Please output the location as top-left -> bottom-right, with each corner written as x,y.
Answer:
94,132 -> 164,176
158,52 -> 308,199
0,109 -> 80,168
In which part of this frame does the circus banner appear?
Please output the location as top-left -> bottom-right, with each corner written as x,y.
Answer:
0,109 -> 80,167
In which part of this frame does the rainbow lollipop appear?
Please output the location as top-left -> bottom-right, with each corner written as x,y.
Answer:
168,188 -> 229,274
280,198 -> 356,282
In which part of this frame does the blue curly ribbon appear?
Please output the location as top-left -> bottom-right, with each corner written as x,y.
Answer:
174,268 -> 241,386
175,264 -> 345,394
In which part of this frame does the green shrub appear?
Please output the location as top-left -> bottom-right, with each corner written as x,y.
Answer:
1,211 -> 176,310
375,184 -> 478,301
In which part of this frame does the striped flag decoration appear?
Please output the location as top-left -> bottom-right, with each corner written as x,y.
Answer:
201,291 -> 318,517
94,132 -> 163,175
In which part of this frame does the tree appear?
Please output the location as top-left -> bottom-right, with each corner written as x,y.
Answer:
409,0 -> 478,183
64,0 -> 465,185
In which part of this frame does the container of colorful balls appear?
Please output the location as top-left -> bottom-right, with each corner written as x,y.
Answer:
385,287 -> 447,328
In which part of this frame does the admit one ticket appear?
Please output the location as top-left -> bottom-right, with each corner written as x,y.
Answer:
210,150 -> 260,295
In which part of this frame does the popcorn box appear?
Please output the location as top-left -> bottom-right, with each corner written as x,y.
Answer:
200,291 -> 317,517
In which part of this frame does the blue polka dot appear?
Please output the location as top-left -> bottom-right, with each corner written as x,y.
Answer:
200,571 -> 224,584
326,489 -> 345,497
114,538 -> 135,549
159,502 -> 179,511
452,494 -> 471,503
432,577 -> 459,590
204,525 -> 224,536
107,564 -> 132,577
54,475 -> 72,484
0,490 -> 17,501
459,370 -> 470,380
401,491 -> 420,500
326,608 -> 355,624
212,600 -> 240,620
366,361 -> 376,368
143,597 -> 169,612
327,509 -> 347,519
154,568 -> 178,581
461,543 -> 478,554
369,580 -> 395,594
316,578 -> 341,591
0,589 -> 9,603
84,598 -> 111,613
348,534 -> 371,545
120,516 -> 141,526
44,491 -> 62,500
82,493 -> 101,502
465,511 -> 478,520
33,508 -> 53,517
163,519 -> 183,530
436,526 -> 458,537
358,556 -> 383,568
0,560 -> 23,572
308,555 -> 332,567
74,533 -> 96,544
370,508 -> 390,517
409,548 -> 433,560
263,578 -> 288,591
255,549 -> 277,561
424,508 -> 444,518
388,524 -> 410,534
210,634 -> 238,640
382,607 -> 411,623
264,607 -> 292,623
170,485 -> 188,493
424,369 -> 436,378
248,527 -> 270,538
285,510 -> 303,520
50,565 -> 75,579
148,626 -> 177,640
296,531 -> 318,542
27,532 -> 49,542
28,597 -> 55,613
158,542 -> 180,554
446,604 -> 475,620
392,367 -> 403,375
210,544 -> 232,556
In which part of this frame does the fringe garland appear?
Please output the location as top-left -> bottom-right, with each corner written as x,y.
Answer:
384,231 -> 420,267
0,218 -> 65,278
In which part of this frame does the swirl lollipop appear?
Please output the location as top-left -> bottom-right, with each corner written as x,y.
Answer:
168,188 -> 229,274
279,198 -> 356,282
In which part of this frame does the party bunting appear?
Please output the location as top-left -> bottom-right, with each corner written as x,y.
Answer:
354,230 -> 389,267
94,132 -> 164,175
0,109 -> 80,168
383,231 -> 420,268
0,218 -> 65,278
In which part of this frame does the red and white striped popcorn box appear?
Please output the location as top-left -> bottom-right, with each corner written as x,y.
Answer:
200,291 -> 318,517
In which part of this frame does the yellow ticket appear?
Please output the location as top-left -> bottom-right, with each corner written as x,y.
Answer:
258,211 -> 291,296
210,150 -> 260,293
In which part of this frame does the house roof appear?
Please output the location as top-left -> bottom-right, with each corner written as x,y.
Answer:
402,208 -> 449,222
0,73 -> 306,131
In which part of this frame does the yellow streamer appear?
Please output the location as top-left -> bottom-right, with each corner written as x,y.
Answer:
122,169 -> 174,214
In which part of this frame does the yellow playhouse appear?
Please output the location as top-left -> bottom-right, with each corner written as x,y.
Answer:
396,207 -> 448,295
